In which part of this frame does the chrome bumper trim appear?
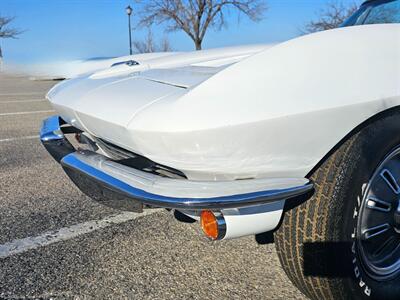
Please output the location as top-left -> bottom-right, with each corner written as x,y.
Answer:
40,116 -> 75,162
60,151 -> 313,210
40,116 -> 314,210
40,115 -> 65,142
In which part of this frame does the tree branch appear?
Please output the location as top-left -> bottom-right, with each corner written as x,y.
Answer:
0,15 -> 24,39
136,0 -> 267,50
302,1 -> 359,34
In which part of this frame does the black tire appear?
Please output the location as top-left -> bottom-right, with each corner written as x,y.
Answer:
274,112 -> 400,300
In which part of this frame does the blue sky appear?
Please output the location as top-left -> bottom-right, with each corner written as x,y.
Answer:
0,0 -> 360,64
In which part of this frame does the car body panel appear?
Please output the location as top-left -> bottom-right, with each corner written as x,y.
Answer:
47,24 -> 400,181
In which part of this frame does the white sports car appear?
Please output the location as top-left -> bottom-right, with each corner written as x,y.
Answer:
40,0 -> 400,299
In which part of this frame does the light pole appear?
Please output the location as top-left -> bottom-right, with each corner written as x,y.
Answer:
126,5 -> 133,55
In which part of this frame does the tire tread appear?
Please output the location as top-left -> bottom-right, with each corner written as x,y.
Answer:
274,134 -> 358,300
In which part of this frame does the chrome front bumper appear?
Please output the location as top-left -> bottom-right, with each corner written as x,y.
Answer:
40,116 -> 314,211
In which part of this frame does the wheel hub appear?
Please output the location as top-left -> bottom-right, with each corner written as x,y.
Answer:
357,148 -> 400,280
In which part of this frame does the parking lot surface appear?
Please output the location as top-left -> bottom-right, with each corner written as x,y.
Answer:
0,74 -> 306,299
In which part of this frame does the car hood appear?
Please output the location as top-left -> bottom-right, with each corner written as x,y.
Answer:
47,44 -> 276,144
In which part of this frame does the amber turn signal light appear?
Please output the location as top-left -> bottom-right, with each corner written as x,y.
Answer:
200,210 -> 218,240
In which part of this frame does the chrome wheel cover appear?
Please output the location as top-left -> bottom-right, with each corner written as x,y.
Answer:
357,147 -> 400,280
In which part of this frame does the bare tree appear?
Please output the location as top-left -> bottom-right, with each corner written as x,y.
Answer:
136,0 -> 267,50
133,30 -> 156,53
133,29 -> 173,53
0,15 -> 23,60
160,36 -> 172,52
302,1 -> 360,34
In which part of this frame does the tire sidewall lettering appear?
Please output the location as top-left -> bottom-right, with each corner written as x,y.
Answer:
351,191 -> 372,297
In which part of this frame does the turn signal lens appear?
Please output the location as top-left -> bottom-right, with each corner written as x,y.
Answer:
200,210 -> 218,240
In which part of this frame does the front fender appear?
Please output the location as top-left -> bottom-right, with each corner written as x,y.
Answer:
128,24 -> 400,180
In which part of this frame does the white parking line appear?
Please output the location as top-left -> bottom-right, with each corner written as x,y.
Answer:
0,210 -> 159,258
0,99 -> 45,104
0,110 -> 55,116
0,135 -> 39,143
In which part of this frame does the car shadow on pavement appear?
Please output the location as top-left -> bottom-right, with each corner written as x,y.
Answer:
303,241 -> 353,277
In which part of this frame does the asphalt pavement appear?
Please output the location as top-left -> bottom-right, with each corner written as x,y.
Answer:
0,73 -> 306,299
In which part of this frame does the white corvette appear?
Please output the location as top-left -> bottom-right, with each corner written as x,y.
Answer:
40,1 -> 400,299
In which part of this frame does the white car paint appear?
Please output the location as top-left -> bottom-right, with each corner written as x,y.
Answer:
48,24 -> 400,183
89,44 -> 270,79
94,155 -> 309,198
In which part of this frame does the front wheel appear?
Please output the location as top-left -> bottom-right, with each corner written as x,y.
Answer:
274,112 -> 400,300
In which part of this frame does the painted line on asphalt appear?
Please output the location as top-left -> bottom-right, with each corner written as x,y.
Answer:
0,210 -> 160,258
0,110 -> 55,116
0,99 -> 46,104
0,135 -> 39,143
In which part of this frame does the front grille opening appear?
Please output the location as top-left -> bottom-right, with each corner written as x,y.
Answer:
96,138 -> 187,179
59,121 -> 187,179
